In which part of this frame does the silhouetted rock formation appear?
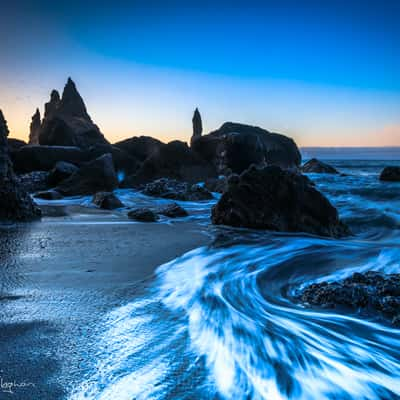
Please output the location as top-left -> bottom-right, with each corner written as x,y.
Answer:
212,165 -> 349,238
56,153 -> 118,196
13,145 -> 89,173
204,176 -> 228,193
191,108 -> 202,146
114,136 -> 163,162
192,122 -> 301,174
380,166 -> 400,182
298,271 -> 400,328
44,90 -> 61,119
121,140 -> 216,187
0,110 -> 41,221
142,178 -> 213,201
302,158 -> 339,174
37,78 -> 109,149
92,191 -> 123,209
47,161 -> 79,187
29,108 -> 41,144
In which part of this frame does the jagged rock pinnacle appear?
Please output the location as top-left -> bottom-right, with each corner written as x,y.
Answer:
29,108 -> 41,144
191,108 -> 203,146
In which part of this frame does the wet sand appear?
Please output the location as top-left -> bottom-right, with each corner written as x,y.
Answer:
0,216 -> 209,399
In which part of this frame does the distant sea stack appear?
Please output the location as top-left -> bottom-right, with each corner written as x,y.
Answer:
34,78 -> 109,149
191,108 -> 203,146
28,108 -> 41,144
0,110 -> 41,221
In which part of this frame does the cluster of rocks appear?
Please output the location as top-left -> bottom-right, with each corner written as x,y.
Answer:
127,202 -> 188,222
298,271 -> 400,327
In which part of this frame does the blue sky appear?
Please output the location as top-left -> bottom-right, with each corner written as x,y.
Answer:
1,0 -> 399,145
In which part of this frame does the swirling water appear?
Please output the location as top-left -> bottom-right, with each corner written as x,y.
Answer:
70,160 -> 400,400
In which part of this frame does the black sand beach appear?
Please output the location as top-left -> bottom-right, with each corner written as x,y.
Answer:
0,216 -> 208,399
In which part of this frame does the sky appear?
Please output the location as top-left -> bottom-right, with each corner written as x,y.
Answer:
0,0 -> 399,146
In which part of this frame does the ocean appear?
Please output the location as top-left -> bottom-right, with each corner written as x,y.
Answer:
59,152 -> 400,400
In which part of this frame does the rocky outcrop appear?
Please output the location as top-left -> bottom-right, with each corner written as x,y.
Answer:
142,178 -> 213,201
0,110 -> 41,221
92,191 -> 124,209
128,208 -> 159,222
29,108 -> 41,144
114,136 -> 163,162
37,78 -> 109,149
380,166 -> 400,182
56,153 -> 118,196
47,161 -> 79,187
204,176 -> 228,193
122,140 -> 216,186
212,165 -> 349,237
192,122 -> 301,174
298,271 -> 400,327
13,145 -> 89,173
191,108 -> 202,146
302,158 -> 339,174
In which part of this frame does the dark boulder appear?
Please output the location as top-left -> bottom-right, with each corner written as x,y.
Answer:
47,161 -> 79,187
380,166 -> 400,182
298,271 -> 400,327
157,203 -> 188,218
302,158 -> 339,174
143,178 -> 213,201
0,110 -> 41,221
88,144 -> 139,176
128,208 -> 159,222
114,136 -> 163,162
17,171 -> 50,193
192,122 -> 301,174
122,140 -> 216,186
29,108 -> 41,144
34,190 -> 63,200
56,153 -> 118,196
211,165 -> 349,238
92,192 -> 124,210
13,145 -> 89,173
204,176 -> 228,193
38,78 -> 109,149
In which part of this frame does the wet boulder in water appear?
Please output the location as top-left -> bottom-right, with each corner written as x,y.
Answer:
128,207 -> 159,222
0,110 -> 41,221
191,122 -> 301,174
157,202 -> 188,218
47,161 -> 79,186
204,176 -> 228,193
380,166 -> 400,182
56,153 -> 118,196
143,178 -> 213,201
299,271 -> 400,327
212,165 -> 350,238
92,191 -> 124,210
301,158 -> 339,174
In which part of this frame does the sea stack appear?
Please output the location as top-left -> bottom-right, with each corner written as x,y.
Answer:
191,108 -> 203,146
28,108 -> 41,144
37,78 -> 109,149
0,110 -> 41,221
